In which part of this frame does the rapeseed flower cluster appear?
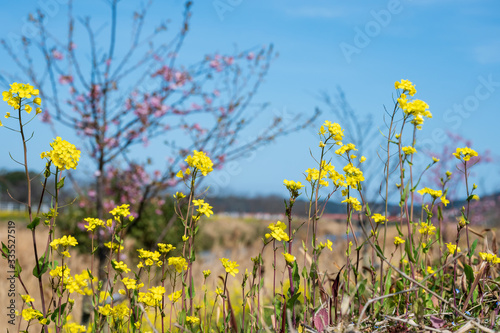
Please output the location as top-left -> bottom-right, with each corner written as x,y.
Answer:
402,146 -> 417,155
371,214 -> 387,224
335,143 -> 357,156
122,277 -> 144,290
395,79 -> 417,96
21,294 -> 35,304
99,303 -> 130,320
283,179 -> 305,198
137,248 -> 162,267
112,260 -> 131,273
341,197 -> 362,211
65,270 -> 94,295
306,161 -> 345,188
63,323 -> 86,333
168,256 -> 188,273
49,267 -> 94,295
192,199 -> 214,218
319,239 -> 333,251
185,150 -> 214,176
343,163 -> 364,189
168,290 -> 183,303
419,222 -> 437,236
395,80 -> 431,129
138,286 -> 166,307
282,252 -> 296,264
283,179 -> 305,191
21,308 -> 44,322
158,243 -> 175,254
1,82 -> 42,127
446,243 -> 461,254
220,258 -> 240,277
105,241 -> 124,252
417,187 -> 443,199
453,147 -> 478,162
110,204 -> 132,223
41,137 -> 81,170
83,217 -> 105,232
319,120 -> 344,141
394,236 -> 405,245
50,235 -> 78,249
50,235 -> 78,257
479,252 -> 500,264
50,264 -> 71,278
265,221 -> 289,242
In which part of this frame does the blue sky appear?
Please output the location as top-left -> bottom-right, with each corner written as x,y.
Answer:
0,0 -> 499,199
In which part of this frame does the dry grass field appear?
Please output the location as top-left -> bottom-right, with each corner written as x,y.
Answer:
0,214 -> 464,330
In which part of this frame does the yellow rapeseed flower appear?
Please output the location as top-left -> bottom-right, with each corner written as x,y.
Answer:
266,221 -> 289,242
419,222 -> 436,236
371,213 -> 387,224
395,79 -> 416,96
452,147 -> 478,162
402,146 -> 417,155
168,290 -> 183,303
168,256 -> 188,273
417,187 -> 442,199
394,236 -> 405,245
41,137 -> 80,170
185,150 -> 213,176
282,252 -> 296,264
220,258 -> 239,277
112,260 -> 131,274
479,252 -> 500,264
22,308 -> 43,321
446,243 -> 461,254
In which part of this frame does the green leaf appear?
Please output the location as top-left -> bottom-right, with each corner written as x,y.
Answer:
365,203 -> 371,216
464,264 -> 474,288
56,176 -> 65,190
384,268 -> 392,296
301,266 -> 308,279
27,217 -> 41,231
51,303 -> 67,322
358,279 -> 367,296
292,261 -> 300,289
286,292 -> 301,310
405,240 -> 415,263
48,260 -> 59,270
468,239 -> 478,258
399,183 -> 409,207
1,242 -> 9,259
33,254 -> 48,278
177,310 -> 186,325
15,259 -> 22,277
437,206 -> 443,220
375,244 -> 386,260
395,223 -> 402,237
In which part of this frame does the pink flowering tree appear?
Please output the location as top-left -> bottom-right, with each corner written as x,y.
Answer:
1,1 -> 318,277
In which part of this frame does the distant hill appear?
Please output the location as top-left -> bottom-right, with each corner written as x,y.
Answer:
207,194 -> 403,216
206,192 -> 500,226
